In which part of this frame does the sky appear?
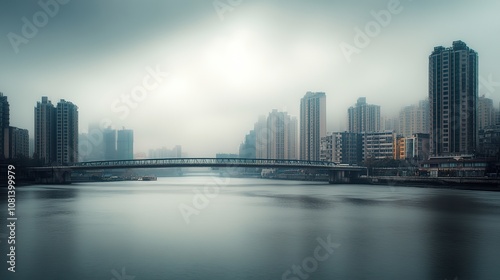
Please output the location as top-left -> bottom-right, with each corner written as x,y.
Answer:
1,0 -> 499,157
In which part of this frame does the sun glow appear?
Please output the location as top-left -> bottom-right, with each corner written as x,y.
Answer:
203,30 -> 264,87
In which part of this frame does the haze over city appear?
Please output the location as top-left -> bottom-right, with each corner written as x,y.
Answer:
1,0 -> 499,157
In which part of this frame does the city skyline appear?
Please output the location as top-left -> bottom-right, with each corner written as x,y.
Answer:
1,1 -> 500,157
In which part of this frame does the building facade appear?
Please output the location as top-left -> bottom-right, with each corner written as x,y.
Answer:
300,91 -> 326,161
478,95 -> 496,130
117,128 -> 134,160
0,93 -> 9,159
348,97 -> 380,133
254,115 -> 267,159
399,100 -> 430,137
56,99 -> 79,164
404,133 -> 430,161
9,127 -> 30,159
429,40 -> 478,156
266,110 -> 297,160
320,132 -> 362,165
362,131 -> 395,162
35,96 -> 56,164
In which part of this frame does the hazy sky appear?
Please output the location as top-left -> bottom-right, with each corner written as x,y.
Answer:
1,0 -> 499,157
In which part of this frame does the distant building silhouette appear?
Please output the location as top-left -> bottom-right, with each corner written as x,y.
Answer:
266,109 -> 298,160
399,100 -> 430,137
429,40 -> 478,156
103,128 -> 117,160
300,91 -> 326,161
254,115 -> 267,159
239,130 -> 256,159
478,95 -> 495,130
117,128 -> 134,160
348,97 -> 380,133
149,145 -> 181,158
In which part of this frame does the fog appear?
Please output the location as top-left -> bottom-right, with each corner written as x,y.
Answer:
1,0 -> 499,157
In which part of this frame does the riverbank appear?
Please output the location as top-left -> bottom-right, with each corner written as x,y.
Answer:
357,176 -> 500,191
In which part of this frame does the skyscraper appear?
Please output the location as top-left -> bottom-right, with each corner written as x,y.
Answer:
429,40 -> 478,156
300,91 -> 326,161
348,97 -> 380,133
0,93 -> 9,159
266,110 -> 297,160
254,115 -> 267,159
35,96 -> 56,164
103,128 -> 117,160
56,99 -> 79,164
117,128 -> 134,160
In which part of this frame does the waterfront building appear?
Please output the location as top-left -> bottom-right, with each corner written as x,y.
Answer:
362,131 -> 395,161
429,40 -> 478,156
320,132 -> 362,165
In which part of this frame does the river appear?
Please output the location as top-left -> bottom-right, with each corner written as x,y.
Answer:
1,176 -> 500,279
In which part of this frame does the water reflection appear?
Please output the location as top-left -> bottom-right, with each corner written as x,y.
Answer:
0,178 -> 499,280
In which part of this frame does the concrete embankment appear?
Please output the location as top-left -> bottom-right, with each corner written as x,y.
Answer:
358,176 -> 500,191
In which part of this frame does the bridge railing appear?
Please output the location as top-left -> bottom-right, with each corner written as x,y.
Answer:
73,158 -> 339,168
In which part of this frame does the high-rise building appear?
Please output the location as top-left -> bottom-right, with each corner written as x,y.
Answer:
56,99 -> 79,164
381,115 -> 400,134
254,115 -> 267,159
478,95 -> 495,129
266,110 -> 298,160
429,40 -> 478,156
239,130 -> 256,159
9,127 -> 29,159
399,100 -> 430,137
300,91 -> 326,161
0,93 -> 9,159
348,97 -> 380,133
117,128 -> 134,160
103,128 -> 117,160
35,96 -> 56,164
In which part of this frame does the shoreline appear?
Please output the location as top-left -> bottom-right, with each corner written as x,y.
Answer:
9,175 -> 500,192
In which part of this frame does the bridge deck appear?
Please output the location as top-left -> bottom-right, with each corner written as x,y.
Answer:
29,158 -> 365,171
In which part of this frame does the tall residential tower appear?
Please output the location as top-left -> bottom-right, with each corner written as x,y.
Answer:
348,97 -> 380,133
300,91 -> 326,161
429,40 -> 478,156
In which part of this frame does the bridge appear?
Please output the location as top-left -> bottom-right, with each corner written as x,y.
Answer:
28,158 -> 366,184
